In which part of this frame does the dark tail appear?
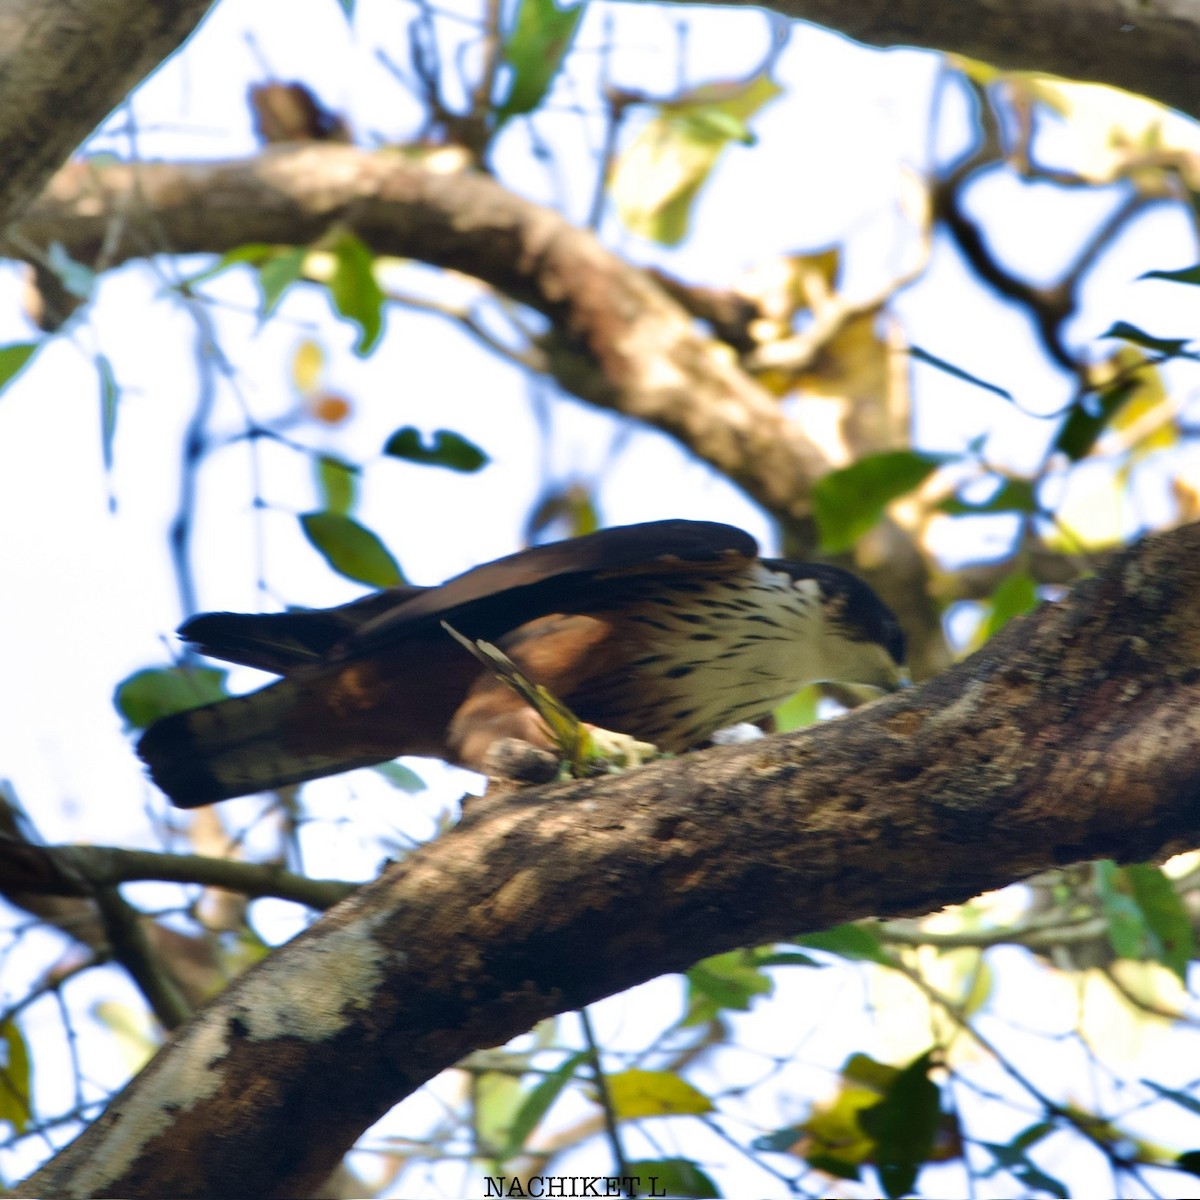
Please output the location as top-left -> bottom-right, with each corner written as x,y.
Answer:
137,681 -> 386,808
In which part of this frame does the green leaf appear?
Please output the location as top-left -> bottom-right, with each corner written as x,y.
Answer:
807,1152 -> 863,1181
755,950 -> 821,968
258,246 -> 309,315
908,345 -> 1013,401
314,454 -> 358,516
1007,1161 -> 1070,1198
0,342 -> 39,393
858,1050 -> 940,1199
939,477 -> 1039,517
606,1068 -> 713,1120
0,1019 -> 32,1133
383,427 -> 489,472
842,1052 -> 903,1091
1102,321 -> 1192,358
1008,1121 -> 1055,1153
795,923 -> 892,966
1095,860 -> 1150,961
983,570 -> 1038,639
1125,862 -> 1197,982
812,450 -> 948,553
1054,379 -> 1138,461
98,353 -> 118,474
1094,862 -> 1198,979
476,1069 -> 526,1156
625,1158 -> 721,1198
299,511 -> 404,587
181,242 -> 285,288
684,949 -> 773,1025
1141,264 -> 1200,286
979,1124 -> 1067,1197
496,0 -> 585,124
500,1050 -> 588,1158
326,231 -> 385,355
372,761 -> 427,793
114,666 -> 229,730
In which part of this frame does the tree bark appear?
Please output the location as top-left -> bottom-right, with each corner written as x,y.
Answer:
23,519 -> 1200,1199
0,0 -> 215,226
732,0 -> 1200,120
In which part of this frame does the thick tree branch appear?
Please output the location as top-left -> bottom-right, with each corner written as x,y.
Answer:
0,0 -> 215,226
712,0 -> 1200,121
6,147 -> 832,535
24,520 -> 1200,1200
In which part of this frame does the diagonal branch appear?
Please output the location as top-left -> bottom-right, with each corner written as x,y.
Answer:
0,0 -> 215,225
23,518 -> 1200,1200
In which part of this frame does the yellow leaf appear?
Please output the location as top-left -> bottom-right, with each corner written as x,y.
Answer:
605,1068 -> 714,1120
292,338 -> 325,395
1043,466 -> 1126,552
475,1069 -> 525,1152
92,1001 -> 160,1073
610,74 -> 782,245
1102,349 -> 1177,461
801,1083 -> 882,1166
794,309 -> 887,403
947,61 -> 1200,186
737,249 -> 842,329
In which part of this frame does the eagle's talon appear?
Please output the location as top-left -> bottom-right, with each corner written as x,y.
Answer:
481,737 -> 562,785
583,727 -> 660,771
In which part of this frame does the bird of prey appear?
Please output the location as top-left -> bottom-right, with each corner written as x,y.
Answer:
138,520 -> 905,807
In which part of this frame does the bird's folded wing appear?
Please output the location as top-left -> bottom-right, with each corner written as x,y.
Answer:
343,519 -> 759,656
178,586 -> 430,675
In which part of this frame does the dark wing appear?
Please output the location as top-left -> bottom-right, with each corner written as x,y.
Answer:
179,586 -> 429,675
344,519 -> 759,655
178,521 -> 757,675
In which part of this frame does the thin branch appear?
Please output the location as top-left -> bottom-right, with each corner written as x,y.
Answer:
92,887 -> 192,1031
1100,965 -> 1197,1026
578,1008 -> 630,1184
878,910 -> 1111,952
383,288 -> 548,373
0,840 -> 357,910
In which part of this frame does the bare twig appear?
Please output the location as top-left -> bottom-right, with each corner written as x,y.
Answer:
578,1008 -> 629,1185
0,840 -> 357,910
92,887 -> 192,1031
